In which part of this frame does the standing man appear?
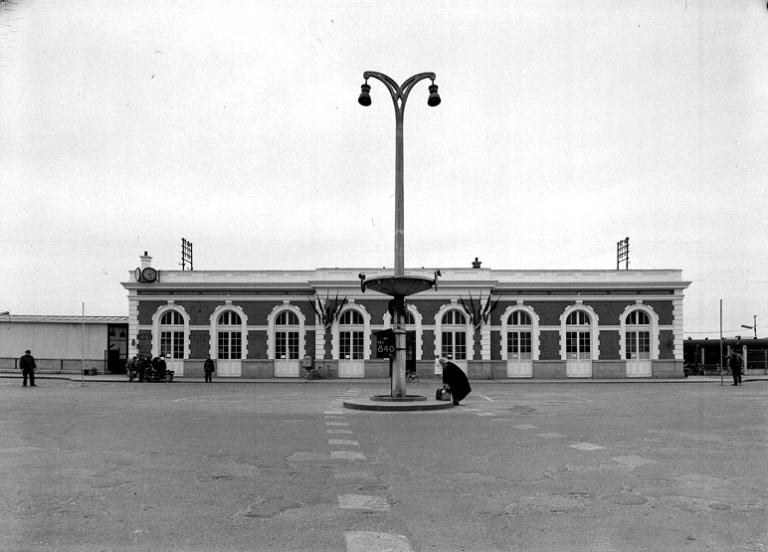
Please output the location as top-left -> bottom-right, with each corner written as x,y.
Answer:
729,350 -> 743,386
204,354 -> 215,383
19,349 -> 37,387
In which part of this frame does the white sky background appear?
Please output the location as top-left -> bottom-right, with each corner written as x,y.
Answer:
1,1 -> 766,337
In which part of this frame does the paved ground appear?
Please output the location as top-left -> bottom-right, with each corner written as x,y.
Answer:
1,378 -> 766,552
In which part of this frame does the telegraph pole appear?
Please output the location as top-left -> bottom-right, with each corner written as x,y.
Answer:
181,238 -> 193,271
616,237 -> 629,270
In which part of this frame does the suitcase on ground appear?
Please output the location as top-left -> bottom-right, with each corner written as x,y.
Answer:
435,387 -> 452,401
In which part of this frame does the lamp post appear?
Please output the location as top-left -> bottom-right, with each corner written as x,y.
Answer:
357,71 -> 441,399
740,314 -> 757,339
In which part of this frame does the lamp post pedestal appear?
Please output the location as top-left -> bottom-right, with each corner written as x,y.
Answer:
362,275 -> 436,398
392,313 -> 406,398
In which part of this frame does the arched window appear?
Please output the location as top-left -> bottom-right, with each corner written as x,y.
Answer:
339,309 -> 364,360
566,310 -> 591,360
625,309 -> 651,360
507,310 -> 532,360
441,309 -> 468,360
217,311 -> 242,360
159,309 -> 184,359
275,310 -> 299,360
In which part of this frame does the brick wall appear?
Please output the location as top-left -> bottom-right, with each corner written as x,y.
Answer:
592,360 -> 627,378
242,360 -> 274,378
532,361 -> 567,379
652,359 -> 684,378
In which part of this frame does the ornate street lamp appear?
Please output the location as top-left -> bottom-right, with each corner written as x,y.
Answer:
357,71 -> 441,400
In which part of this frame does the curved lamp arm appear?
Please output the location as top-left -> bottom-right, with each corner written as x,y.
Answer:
362,71 -> 437,117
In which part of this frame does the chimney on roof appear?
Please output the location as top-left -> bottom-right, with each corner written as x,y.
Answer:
140,251 -> 152,268
472,257 -> 482,269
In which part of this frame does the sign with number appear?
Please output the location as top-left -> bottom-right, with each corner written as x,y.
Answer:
375,329 -> 395,359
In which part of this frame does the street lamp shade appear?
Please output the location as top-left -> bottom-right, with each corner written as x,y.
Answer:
358,83 -> 372,106
427,83 -> 441,106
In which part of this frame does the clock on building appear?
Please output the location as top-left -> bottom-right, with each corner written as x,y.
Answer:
141,267 -> 158,283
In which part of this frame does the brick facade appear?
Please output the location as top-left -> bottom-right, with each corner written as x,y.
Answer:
123,263 -> 690,380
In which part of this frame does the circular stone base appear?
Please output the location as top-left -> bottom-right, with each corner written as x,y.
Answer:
369,394 -> 427,402
343,396 -> 454,412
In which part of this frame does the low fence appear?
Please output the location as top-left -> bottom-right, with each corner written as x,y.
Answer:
688,361 -> 768,376
0,357 -> 117,374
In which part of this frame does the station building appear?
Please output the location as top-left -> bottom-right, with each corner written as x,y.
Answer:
122,253 -> 690,380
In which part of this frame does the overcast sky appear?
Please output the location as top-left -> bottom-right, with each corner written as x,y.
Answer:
1,1 -> 766,337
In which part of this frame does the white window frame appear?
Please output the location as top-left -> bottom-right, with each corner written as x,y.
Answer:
210,302 -> 248,360
619,302 -> 659,361
434,303 -> 472,362
559,303 -> 599,361
500,303 -> 540,361
151,302 -> 189,359
267,302 -> 306,360
332,302 -> 371,360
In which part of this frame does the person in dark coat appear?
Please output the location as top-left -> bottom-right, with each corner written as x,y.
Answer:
137,356 -> 149,382
437,356 -> 471,405
19,349 -> 37,387
204,354 -> 215,383
156,355 -> 167,380
729,351 -> 743,386
126,355 -> 138,381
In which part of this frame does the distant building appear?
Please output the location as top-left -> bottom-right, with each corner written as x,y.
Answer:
0,314 -> 128,373
122,253 -> 690,379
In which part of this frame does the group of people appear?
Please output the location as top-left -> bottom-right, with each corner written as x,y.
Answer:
124,353 -> 216,383
126,354 -> 172,382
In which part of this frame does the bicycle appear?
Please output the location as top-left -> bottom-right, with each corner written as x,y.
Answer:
304,366 -> 336,380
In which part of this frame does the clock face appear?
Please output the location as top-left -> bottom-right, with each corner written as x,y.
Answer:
142,267 -> 158,283
135,268 -> 142,282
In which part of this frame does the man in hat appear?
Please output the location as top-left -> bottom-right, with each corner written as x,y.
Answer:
728,350 -> 743,386
19,349 -> 37,387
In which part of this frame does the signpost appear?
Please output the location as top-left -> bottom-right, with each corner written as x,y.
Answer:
375,329 -> 395,359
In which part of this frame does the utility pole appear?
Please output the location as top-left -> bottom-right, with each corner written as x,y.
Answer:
616,237 -> 629,270
181,238 -> 193,271
719,299 -> 724,386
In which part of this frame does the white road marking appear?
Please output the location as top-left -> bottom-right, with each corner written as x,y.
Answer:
325,421 -> 350,427
536,432 -> 566,439
338,495 -> 390,511
612,455 -> 658,468
513,424 -> 537,430
327,429 -> 354,434
345,531 -> 412,552
570,442 -> 605,451
480,395 -> 494,402
331,450 -> 367,460
329,439 -> 359,446
334,470 -> 376,480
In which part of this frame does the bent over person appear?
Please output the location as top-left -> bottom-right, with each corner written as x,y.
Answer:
19,349 -> 37,387
437,356 -> 471,405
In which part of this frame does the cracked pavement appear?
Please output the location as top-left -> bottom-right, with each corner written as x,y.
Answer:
0,379 -> 766,551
